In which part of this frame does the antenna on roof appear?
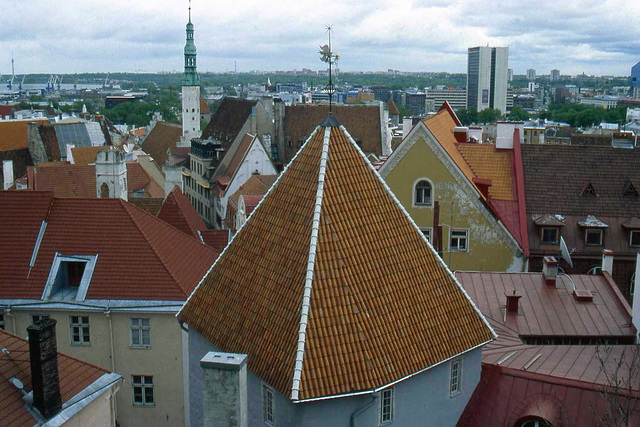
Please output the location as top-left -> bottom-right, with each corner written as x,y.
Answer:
319,25 -> 339,114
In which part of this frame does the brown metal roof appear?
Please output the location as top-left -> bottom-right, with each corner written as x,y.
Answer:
456,271 -> 635,339
179,120 -> 494,401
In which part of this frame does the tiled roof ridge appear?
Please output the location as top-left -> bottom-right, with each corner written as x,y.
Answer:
290,125 -> 330,400
165,186 -> 202,237
339,124 -> 497,342
120,199 -> 186,298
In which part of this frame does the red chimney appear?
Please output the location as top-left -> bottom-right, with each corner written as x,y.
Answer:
453,126 -> 468,143
505,291 -> 522,314
543,256 -> 558,286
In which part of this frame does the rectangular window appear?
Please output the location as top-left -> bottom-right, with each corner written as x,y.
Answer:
380,388 -> 394,423
541,227 -> 559,244
585,228 -> 603,246
420,228 -> 432,243
450,359 -> 462,395
130,318 -> 151,348
31,314 -> 50,325
132,375 -> 154,406
262,384 -> 274,424
631,230 -> 640,247
450,230 -> 468,251
0,314 -> 4,330
69,315 -> 90,345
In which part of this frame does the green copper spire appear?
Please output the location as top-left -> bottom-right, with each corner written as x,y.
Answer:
183,0 -> 199,86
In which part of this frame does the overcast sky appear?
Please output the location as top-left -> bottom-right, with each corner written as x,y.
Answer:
1,0 -> 639,77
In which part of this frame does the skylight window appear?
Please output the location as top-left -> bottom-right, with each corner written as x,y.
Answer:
42,253 -> 98,302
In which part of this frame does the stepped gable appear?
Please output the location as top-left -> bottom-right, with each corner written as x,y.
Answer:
179,115 -> 494,401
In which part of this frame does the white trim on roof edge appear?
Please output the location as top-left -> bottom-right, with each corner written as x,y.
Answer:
338,124 -> 497,341
290,125 -> 331,401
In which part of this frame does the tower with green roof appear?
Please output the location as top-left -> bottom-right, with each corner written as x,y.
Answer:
181,0 -> 200,142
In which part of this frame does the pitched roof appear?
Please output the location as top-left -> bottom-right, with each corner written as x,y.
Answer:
457,144 -> 514,201
0,191 -> 218,301
0,328 -> 111,427
128,198 -> 164,216
201,97 -> 257,142
71,146 -> 110,165
0,119 -> 49,151
179,118 -> 494,401
0,104 -> 20,118
157,186 -> 206,239
140,121 -> 182,166
200,98 -> 211,115
54,122 -> 106,156
199,229 -> 230,252
455,271 -> 635,339
283,104 -> 383,162
387,98 -> 400,116
211,133 -> 256,184
28,162 -> 163,199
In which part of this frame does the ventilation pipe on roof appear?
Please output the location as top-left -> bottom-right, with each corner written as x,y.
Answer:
601,249 -> 614,275
27,318 -> 62,420
200,352 -> 248,427
505,290 -> 522,314
542,256 -> 558,286
633,251 -> 640,342
3,160 -> 14,190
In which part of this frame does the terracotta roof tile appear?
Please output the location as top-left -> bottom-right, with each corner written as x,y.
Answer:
0,191 -> 218,301
0,120 -> 49,151
0,328 -> 109,427
199,229 -> 230,252
71,146 -> 110,165
457,144 -> 514,201
387,99 -> 399,116
179,120 -> 494,401
200,98 -> 211,115
141,121 -> 182,166
157,186 -> 206,239
128,198 -> 164,216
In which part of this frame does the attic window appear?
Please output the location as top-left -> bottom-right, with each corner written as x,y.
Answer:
624,180 -> 638,197
582,183 -> 597,197
42,253 -> 98,302
585,228 -> 603,246
541,227 -> 559,244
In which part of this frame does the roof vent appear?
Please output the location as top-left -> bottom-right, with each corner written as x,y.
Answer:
543,256 -> 558,286
505,291 -> 522,314
582,183 -> 597,197
573,288 -> 594,302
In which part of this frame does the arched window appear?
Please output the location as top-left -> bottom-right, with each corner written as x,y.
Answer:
100,182 -> 110,199
414,180 -> 433,207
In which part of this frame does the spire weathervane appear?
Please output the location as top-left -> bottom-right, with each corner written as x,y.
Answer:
319,25 -> 339,114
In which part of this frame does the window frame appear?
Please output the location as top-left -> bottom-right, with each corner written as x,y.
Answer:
584,228 -> 603,246
132,375 -> 155,407
31,314 -> 50,325
130,318 -> 151,348
420,227 -> 433,244
69,315 -> 90,346
450,358 -> 462,396
630,230 -> 640,247
540,227 -> 559,244
412,178 -> 434,208
450,229 -> 469,252
380,387 -> 394,424
262,383 -> 274,425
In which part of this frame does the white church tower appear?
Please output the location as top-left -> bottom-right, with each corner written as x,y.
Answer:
96,149 -> 128,201
181,0 -> 200,145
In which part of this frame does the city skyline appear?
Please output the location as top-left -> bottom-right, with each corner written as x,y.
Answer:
0,0 -> 638,77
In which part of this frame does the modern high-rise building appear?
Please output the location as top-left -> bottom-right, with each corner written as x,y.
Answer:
466,46 -> 509,114
550,69 -> 560,81
507,68 -> 513,82
631,62 -> 640,98
527,69 -> 536,80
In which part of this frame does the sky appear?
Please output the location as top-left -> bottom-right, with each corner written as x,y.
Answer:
1,0 -> 639,77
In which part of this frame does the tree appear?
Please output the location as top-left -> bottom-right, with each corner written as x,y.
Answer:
456,107 -> 478,126
477,108 -> 502,124
396,104 -> 409,118
509,107 -> 530,122
595,344 -> 640,426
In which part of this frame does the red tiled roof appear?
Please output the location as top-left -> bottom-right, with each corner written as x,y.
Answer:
0,328 -> 109,427
200,98 -> 211,115
199,229 -> 230,252
140,121 -> 182,166
128,198 -> 164,216
0,120 -> 49,151
0,191 -> 218,301
0,104 -> 20,118
179,119 -> 494,401
72,146 -> 110,165
158,186 -> 206,239
387,99 -> 399,116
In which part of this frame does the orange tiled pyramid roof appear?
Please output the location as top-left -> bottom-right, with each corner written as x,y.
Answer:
178,115 -> 494,401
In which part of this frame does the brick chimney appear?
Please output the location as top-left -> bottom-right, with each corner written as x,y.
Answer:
542,256 -> 558,286
601,249 -> 614,274
505,290 -> 522,314
453,126 -> 468,143
27,318 -> 62,420
201,352 -> 248,427
468,127 -> 483,143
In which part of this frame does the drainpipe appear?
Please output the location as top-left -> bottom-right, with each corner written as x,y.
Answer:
5,308 -> 17,334
350,395 -> 377,427
105,310 -> 118,417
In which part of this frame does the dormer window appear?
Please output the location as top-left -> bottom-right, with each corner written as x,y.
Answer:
585,228 -> 603,246
582,183 -> 597,197
42,253 -> 98,302
541,227 -> 559,244
623,180 -> 638,197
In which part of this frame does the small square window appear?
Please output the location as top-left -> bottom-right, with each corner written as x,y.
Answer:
380,388 -> 394,423
541,227 -> 559,244
130,318 -> 151,348
262,384 -> 274,424
31,314 -> 50,325
630,230 -> 640,247
420,228 -> 432,243
450,230 -> 468,251
70,315 -> 90,345
450,358 -> 462,395
132,375 -> 154,406
585,228 -> 603,246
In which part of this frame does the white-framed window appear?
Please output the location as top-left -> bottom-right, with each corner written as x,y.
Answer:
450,229 -> 468,252
130,318 -> 151,348
631,230 -> 640,247
540,227 -> 559,244
413,178 -> 433,207
450,358 -> 462,396
31,314 -> 50,325
262,384 -> 274,424
380,387 -> 394,423
132,375 -> 154,406
585,228 -> 603,246
420,227 -> 432,243
69,315 -> 90,345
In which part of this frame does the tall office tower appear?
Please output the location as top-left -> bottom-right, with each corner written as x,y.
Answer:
527,69 -> 536,80
631,62 -> 640,98
466,46 -> 509,114
550,69 -> 560,81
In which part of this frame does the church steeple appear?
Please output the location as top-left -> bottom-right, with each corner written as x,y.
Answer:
183,0 -> 199,86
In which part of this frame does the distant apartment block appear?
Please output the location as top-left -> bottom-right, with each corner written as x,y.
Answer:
466,46 -> 509,114
550,69 -> 560,81
632,61 -> 640,98
275,82 -> 308,93
527,69 -> 536,80
580,95 -> 619,109
425,87 -> 466,112
405,91 -> 426,115
371,85 -> 391,102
